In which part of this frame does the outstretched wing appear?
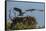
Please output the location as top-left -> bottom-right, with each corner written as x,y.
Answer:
14,7 -> 22,13
39,10 -> 44,12
14,7 -> 22,16
26,9 -> 36,13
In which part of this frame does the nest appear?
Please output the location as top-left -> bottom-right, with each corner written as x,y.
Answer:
7,16 -> 37,30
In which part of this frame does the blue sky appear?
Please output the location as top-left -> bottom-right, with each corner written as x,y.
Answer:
7,1 -> 45,27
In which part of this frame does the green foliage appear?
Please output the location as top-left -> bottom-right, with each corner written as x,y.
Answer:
6,16 -> 37,30
6,22 -> 11,29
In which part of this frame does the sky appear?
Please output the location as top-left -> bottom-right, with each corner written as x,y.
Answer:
7,1 -> 45,27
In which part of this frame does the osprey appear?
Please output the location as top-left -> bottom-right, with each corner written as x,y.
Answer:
14,7 -> 25,16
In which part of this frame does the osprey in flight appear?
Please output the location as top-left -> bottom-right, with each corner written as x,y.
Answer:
14,7 -> 25,16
